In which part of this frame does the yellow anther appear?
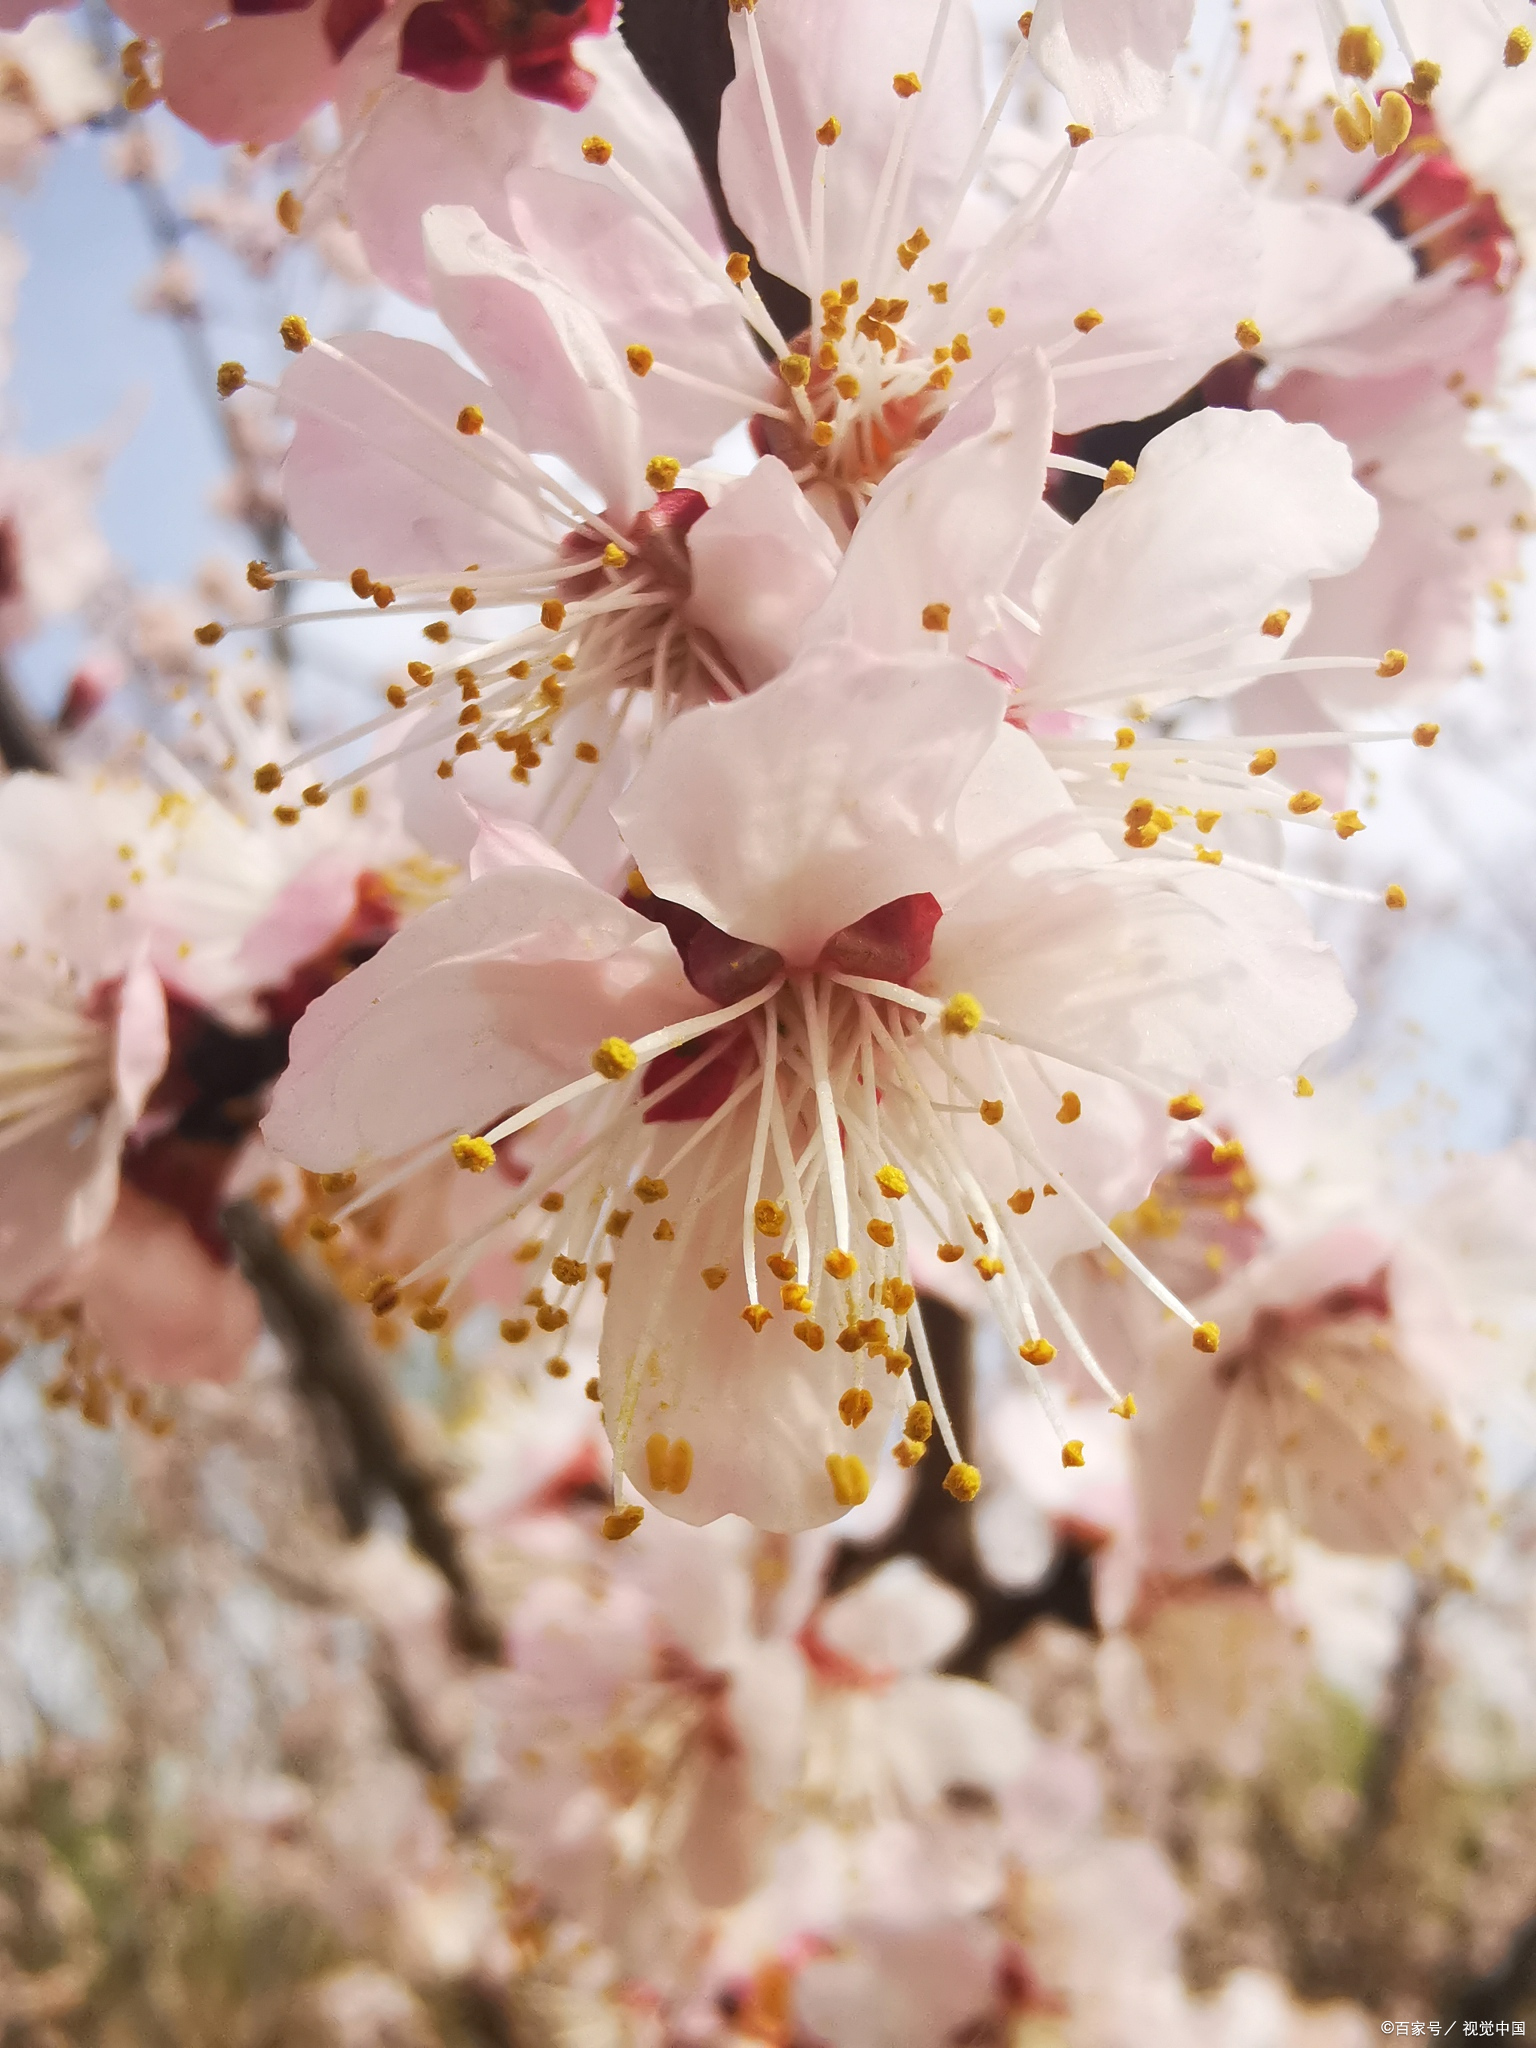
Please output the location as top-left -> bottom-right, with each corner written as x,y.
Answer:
950,332 -> 971,360
645,1433 -> 694,1494
451,1133 -> 496,1174
592,1037 -> 638,1080
1373,90 -> 1412,156
1295,1074 -> 1314,1098
1235,318 -> 1263,351
633,1176 -> 669,1204
279,313 -> 311,352
838,1386 -> 874,1428
1248,747 -> 1277,776
1211,1139 -> 1244,1165
646,455 -> 681,491
1192,1321 -> 1221,1354
1125,798 -> 1155,830
538,1191 -> 564,1212
535,1304 -> 568,1332
1506,24 -> 1532,65
1008,1188 -> 1035,1215
1288,790 -> 1323,815
253,762 -> 282,794
1413,722 -> 1440,748
741,1302 -> 774,1334
1407,58 -> 1440,103
936,1242 -> 965,1262
302,783 -> 328,808
1103,459 -> 1135,488
893,1436 -> 927,1468
545,1356 -> 571,1379
1377,648 -> 1408,678
987,305 -> 1007,326
413,1303 -> 449,1332
779,353 -> 812,388
540,599 -> 566,632
603,542 -> 630,569
652,1218 -> 675,1241
424,620 -> 452,644
840,278 -> 859,304
1261,609 -> 1290,637
892,70 -> 921,96
874,1164 -> 909,1200
811,420 -> 835,448
824,1248 -> 858,1281
275,188 -> 303,234
273,806 -> 301,826
827,1453 -> 871,1507
781,1282 -> 814,1313
942,991 -> 983,1036
216,360 -> 246,398
1110,1393 -> 1137,1419
550,1255 -> 587,1288
921,601 -> 951,633
308,1216 -> 339,1241
1384,883 -> 1408,910
943,1462 -> 982,1501
726,251 -> 751,284
581,135 -> 613,163
753,1198 -> 787,1239
625,343 -> 654,377
193,621 -> 224,646
816,115 -> 841,144
1065,122 -> 1093,147
1073,307 -> 1103,334
317,1170 -> 355,1194
575,741 -> 600,764
607,1209 -> 632,1238
880,1277 -> 916,1316
973,1256 -> 1004,1283
602,1503 -> 645,1540
833,373 -> 860,403
1018,8 -> 1033,33
867,1219 -> 896,1248
1115,727 -> 1136,750
1061,1440 -> 1086,1468
979,1099 -> 1004,1126
1194,808 -> 1222,834
407,661 -> 433,685
1196,846 -> 1224,866
456,404 -> 483,435
898,1401 -> 931,1446
1057,1091 -> 1082,1125
1019,1338 -> 1056,1366
1333,92 -> 1374,152
1337,24 -> 1382,77
795,1319 -> 826,1351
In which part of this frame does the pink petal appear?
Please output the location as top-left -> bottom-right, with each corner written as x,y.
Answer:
613,643 -> 1007,965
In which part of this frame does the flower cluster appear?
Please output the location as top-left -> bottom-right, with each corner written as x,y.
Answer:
1,0 -> 1536,2033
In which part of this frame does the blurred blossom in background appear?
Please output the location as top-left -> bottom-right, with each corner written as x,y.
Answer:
3,0 -> 1536,2042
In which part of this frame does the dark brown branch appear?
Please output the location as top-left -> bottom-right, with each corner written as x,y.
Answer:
618,0 -> 811,341
222,1199 -> 503,1662
825,1294 -> 1098,1678
0,654 -> 58,772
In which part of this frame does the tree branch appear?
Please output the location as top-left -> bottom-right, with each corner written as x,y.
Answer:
825,1294 -> 1099,1677
221,1199 -> 503,1662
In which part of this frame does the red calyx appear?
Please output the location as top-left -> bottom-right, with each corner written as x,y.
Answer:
396,0 -> 612,104
642,1030 -> 744,1124
816,892 -> 943,983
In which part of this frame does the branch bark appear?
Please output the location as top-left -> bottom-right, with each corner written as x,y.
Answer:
222,1199 -> 503,1662
825,1294 -> 1099,1677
